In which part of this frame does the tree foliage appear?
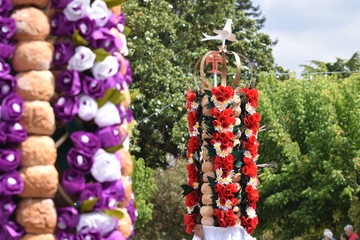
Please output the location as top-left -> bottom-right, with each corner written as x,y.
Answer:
255,74 -> 360,239
123,0 -> 277,167
301,51 -> 360,79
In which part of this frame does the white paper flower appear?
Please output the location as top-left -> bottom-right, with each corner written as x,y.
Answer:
91,56 -> 119,80
67,46 -> 96,72
88,0 -> 112,27
119,33 -> 129,56
246,207 -> 257,219
77,211 -> 117,235
78,95 -> 98,121
91,149 -> 121,182
122,136 -> 130,151
64,0 -> 90,21
94,102 -> 121,128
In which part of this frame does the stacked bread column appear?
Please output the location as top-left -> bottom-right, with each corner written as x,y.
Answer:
10,1 -> 58,239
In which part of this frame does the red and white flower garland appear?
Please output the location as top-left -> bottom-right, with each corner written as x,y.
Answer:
183,89 -> 201,234
239,88 -> 260,234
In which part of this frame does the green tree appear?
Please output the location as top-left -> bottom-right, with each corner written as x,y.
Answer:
255,74 -> 360,239
301,51 -> 360,79
123,0 -> 277,167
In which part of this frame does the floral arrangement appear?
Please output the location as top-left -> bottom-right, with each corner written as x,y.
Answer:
49,0 -> 137,239
0,0 -> 26,238
183,84 -> 261,235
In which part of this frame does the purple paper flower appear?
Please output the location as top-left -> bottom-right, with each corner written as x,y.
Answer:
76,17 -> 96,40
76,230 -> 101,240
81,74 -> 105,99
102,179 -> 125,207
104,230 -> 126,240
57,70 -> 81,96
0,122 -> 27,145
53,95 -> 79,123
105,72 -> 125,91
0,41 -> 15,59
126,108 -> 134,123
70,131 -> 101,155
124,59 -> 133,85
0,0 -> 12,17
51,0 -> 72,9
0,57 -> 10,77
0,148 -> 20,172
56,231 -> 76,240
1,93 -> 23,121
57,207 -> 80,231
79,182 -> 102,206
53,42 -> 76,68
51,12 -> 70,36
0,171 -> 24,196
0,74 -> 16,99
90,28 -> 121,53
62,168 -> 86,195
67,148 -> 93,174
96,125 -> 124,149
0,221 -> 25,240
126,198 -> 137,227
0,17 -> 16,40
103,13 -> 117,30
0,196 -> 16,223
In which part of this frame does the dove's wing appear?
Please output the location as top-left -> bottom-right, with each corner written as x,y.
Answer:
213,29 -> 229,35
228,34 -> 237,42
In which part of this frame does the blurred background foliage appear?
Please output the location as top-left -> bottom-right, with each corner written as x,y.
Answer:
122,0 -> 360,239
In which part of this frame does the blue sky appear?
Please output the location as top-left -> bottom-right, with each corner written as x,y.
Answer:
252,0 -> 360,72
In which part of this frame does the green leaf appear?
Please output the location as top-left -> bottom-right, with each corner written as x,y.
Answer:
72,30 -> 88,46
123,26 -> 131,36
207,176 -> 217,188
103,209 -> 125,219
234,159 -> 242,168
105,144 -> 123,153
80,198 -> 98,212
103,0 -> 127,8
130,89 -> 140,101
232,150 -> 244,160
181,184 -> 194,196
93,48 -> 111,62
96,88 -> 125,108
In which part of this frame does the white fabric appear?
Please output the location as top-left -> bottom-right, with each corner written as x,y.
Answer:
192,226 -> 247,240
94,102 -> 121,128
78,95 -> 98,121
91,149 -> 121,183
67,46 -> 95,72
89,0 -> 112,27
77,211 -> 117,235
64,0 -> 90,21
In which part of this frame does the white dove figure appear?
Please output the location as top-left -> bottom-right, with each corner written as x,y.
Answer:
201,19 -> 237,47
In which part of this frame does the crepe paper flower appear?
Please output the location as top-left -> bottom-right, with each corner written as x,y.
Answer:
0,171 -> 23,196
247,177 -> 260,188
78,95 -> 98,121
53,95 -> 79,123
0,0 -> 12,17
94,102 -> 121,128
245,103 -> 256,115
0,221 -> 25,240
118,32 -> 129,56
0,57 -> 10,77
216,199 -> 233,211
90,28 -> 121,54
88,0 -> 112,27
79,182 -> 102,202
0,74 -> 16,100
0,93 -> 23,121
81,74 -> 106,99
0,17 -> 16,39
91,56 -> 120,80
91,149 -> 121,183
102,179 -> 125,205
76,230 -> 101,240
67,148 -> 94,174
51,0 -> 72,9
53,42 -> 76,68
56,70 -> 81,96
56,231 -> 75,240
76,16 -> 96,40
61,168 -> 86,195
57,207 -> 80,231
103,230 -> 126,240
77,211 -> 118,236
246,207 -> 257,219
0,148 -> 20,172
96,125 -> 124,149
0,196 -> 16,223
67,46 -> 96,72
0,42 -> 15,59
0,122 -> 27,145
64,0 -> 90,21
70,131 -> 101,155
51,12 -> 70,36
